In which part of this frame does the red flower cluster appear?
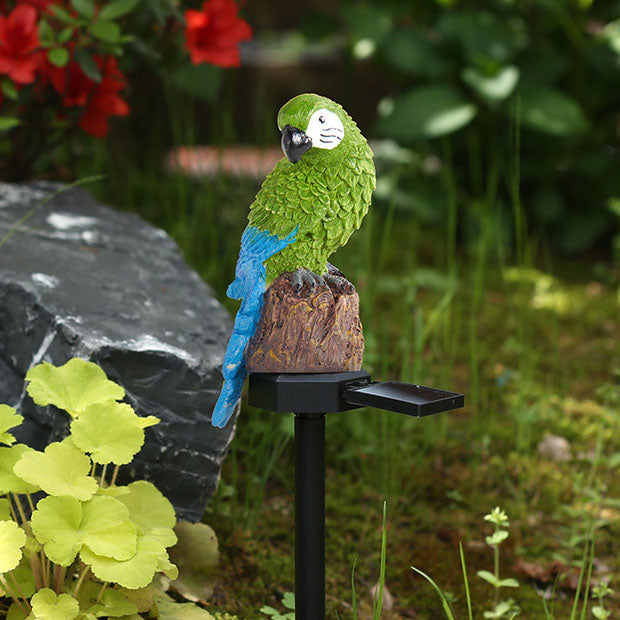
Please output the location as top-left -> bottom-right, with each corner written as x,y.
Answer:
0,0 -> 252,139
48,56 -> 130,137
185,0 -> 252,67
0,1 -> 129,136
0,4 -> 41,84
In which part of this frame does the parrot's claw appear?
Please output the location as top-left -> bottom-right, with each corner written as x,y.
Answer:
324,273 -> 356,293
292,268 -> 326,295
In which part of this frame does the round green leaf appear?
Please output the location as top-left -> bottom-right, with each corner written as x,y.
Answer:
31,495 -> 137,566
71,403 -> 154,465
81,534 -> 167,589
26,359 -> 125,418
0,445 -> 40,494
8,553 -> 36,598
48,47 -> 69,68
0,498 -> 11,520
462,65 -> 519,103
117,481 -> 176,547
14,440 -> 97,500
0,404 -> 23,446
382,28 -> 449,78
76,582 -> 139,618
378,85 -> 477,140
31,589 -> 79,620
168,521 -> 218,602
519,87 -> 588,137
70,0 -> 94,19
0,520 -> 26,572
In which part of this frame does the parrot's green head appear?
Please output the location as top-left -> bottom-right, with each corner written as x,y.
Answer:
277,93 -> 364,164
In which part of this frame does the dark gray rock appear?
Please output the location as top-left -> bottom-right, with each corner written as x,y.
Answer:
0,182 -> 234,521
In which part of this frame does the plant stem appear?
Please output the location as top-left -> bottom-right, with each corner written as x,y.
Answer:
73,565 -> 90,598
53,564 -> 66,595
9,572 -> 32,611
95,582 -> 108,604
100,463 -> 108,487
493,525 -> 500,608
29,555 -> 43,591
25,493 -> 35,514
0,574 -> 27,615
11,494 -> 32,537
110,465 -> 120,486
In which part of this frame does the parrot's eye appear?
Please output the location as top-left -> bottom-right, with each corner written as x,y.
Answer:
306,109 -> 344,151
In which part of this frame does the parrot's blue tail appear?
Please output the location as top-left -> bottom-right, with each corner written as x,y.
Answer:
211,225 -> 297,428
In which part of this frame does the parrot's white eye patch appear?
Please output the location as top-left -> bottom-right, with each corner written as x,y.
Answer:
306,109 -> 344,150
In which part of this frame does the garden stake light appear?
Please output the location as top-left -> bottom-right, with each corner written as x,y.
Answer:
248,371 -> 464,620
211,93 -> 464,617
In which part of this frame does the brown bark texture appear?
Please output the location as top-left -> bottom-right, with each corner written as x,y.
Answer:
245,272 -> 364,373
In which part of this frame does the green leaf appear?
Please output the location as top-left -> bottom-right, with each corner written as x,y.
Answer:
58,26 -> 75,44
81,534 -> 168,589
31,495 -> 137,566
462,65 -> 519,104
485,530 -> 509,546
31,589 -> 79,620
82,584 -> 139,618
14,440 -> 97,500
8,552 -> 37,598
50,4 -> 76,22
282,592 -> 295,611
0,520 -> 27,572
153,592 -> 215,619
168,521 -> 218,601
0,445 -> 40,494
410,566 -> 456,620
26,359 -> 125,418
38,19 -> 54,46
0,117 -> 20,131
71,0 -> 94,19
117,481 -> 176,547
377,86 -> 477,141
6,602 -> 28,620
75,49 -> 102,82
48,48 -> 70,68
519,88 -> 588,137
2,78 -> 18,100
0,404 -> 23,446
0,498 -> 11,520
99,0 -> 140,21
70,403 -> 157,465
477,569 -> 501,588
498,578 -> 519,588
592,606 -> 611,620
89,20 -> 121,43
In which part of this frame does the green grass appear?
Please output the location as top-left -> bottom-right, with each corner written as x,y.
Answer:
66,100 -> 620,618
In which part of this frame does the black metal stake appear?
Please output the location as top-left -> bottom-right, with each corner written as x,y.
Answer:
248,371 -> 464,620
295,413 -> 326,620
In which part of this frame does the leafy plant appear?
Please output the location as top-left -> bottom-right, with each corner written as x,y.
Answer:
477,507 -> 520,619
260,591 -> 295,620
0,357 -> 215,619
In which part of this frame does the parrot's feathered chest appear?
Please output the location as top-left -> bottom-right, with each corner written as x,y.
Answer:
248,140 -> 375,280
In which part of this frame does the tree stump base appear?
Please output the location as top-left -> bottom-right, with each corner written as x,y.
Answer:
246,272 -> 364,373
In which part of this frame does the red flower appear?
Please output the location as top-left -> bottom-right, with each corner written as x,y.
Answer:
49,56 -> 130,137
0,4 -> 41,84
184,0 -> 252,68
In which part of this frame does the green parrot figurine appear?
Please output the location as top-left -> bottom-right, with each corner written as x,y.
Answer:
212,93 -> 376,428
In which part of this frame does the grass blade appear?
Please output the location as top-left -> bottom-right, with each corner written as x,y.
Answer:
570,538 -> 590,620
410,566 -> 456,620
459,541 -> 473,620
373,501 -> 388,620
579,534 -> 595,620
351,556 -> 358,620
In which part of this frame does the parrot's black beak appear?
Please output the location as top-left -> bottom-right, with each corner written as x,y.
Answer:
281,124 -> 312,164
